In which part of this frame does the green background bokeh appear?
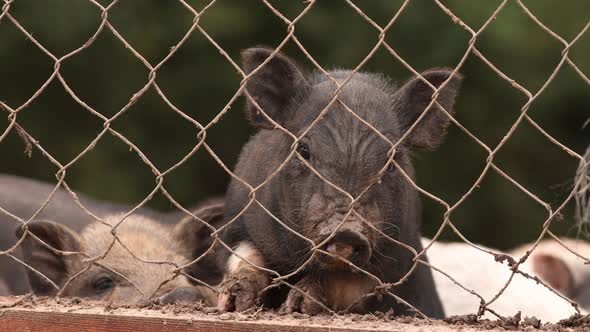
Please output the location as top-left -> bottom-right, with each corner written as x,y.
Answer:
1,0 -> 588,249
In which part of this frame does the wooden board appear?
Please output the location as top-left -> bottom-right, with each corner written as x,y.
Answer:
0,296 -> 499,332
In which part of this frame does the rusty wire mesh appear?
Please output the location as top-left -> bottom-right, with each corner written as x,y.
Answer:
576,145 -> 590,232
0,0 -> 589,324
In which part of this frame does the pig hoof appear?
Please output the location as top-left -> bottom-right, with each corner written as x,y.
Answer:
280,280 -> 327,315
217,276 -> 261,312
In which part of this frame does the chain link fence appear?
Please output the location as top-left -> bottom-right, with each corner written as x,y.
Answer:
1,0 -> 589,328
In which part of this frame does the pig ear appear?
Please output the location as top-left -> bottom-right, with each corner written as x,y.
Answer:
15,221 -> 82,296
172,199 -> 226,285
241,47 -> 308,129
395,69 -> 462,149
531,253 -> 574,296
172,198 -> 225,258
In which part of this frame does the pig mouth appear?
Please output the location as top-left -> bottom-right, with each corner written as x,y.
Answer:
315,230 -> 372,270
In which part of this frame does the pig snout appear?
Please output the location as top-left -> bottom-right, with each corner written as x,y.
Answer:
319,231 -> 371,268
159,286 -> 217,306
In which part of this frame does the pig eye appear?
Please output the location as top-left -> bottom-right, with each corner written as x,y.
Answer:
93,275 -> 115,294
296,142 -> 310,160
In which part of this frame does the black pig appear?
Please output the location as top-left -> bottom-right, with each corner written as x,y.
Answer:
217,47 -> 462,318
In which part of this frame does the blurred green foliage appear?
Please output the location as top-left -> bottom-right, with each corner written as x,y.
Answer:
0,0 -> 588,249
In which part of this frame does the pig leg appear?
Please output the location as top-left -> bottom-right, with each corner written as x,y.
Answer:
280,275 -> 328,315
217,242 -> 270,312
281,273 -> 377,314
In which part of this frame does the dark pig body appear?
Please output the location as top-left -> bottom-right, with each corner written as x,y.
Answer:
218,47 -> 463,318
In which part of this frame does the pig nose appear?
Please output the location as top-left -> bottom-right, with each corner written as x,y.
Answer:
159,286 -> 215,306
321,231 -> 371,266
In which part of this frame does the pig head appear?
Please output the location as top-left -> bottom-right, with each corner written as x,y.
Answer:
0,174 -> 224,295
218,47 -> 462,318
15,199 -> 226,305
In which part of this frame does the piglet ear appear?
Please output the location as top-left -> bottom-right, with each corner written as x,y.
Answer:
395,69 -> 462,149
172,198 -> 226,285
531,253 -> 574,296
15,221 -> 82,296
172,198 -> 225,253
241,47 -> 308,129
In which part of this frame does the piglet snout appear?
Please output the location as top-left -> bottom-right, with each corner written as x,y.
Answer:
160,286 -> 216,306
326,242 -> 355,258
320,231 -> 371,267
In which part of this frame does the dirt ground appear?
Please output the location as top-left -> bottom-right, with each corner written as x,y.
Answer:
0,296 -> 589,332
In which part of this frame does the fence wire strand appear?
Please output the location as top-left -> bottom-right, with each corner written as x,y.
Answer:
0,0 -> 589,324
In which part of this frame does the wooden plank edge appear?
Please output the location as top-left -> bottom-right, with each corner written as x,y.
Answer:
0,296 -> 495,332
